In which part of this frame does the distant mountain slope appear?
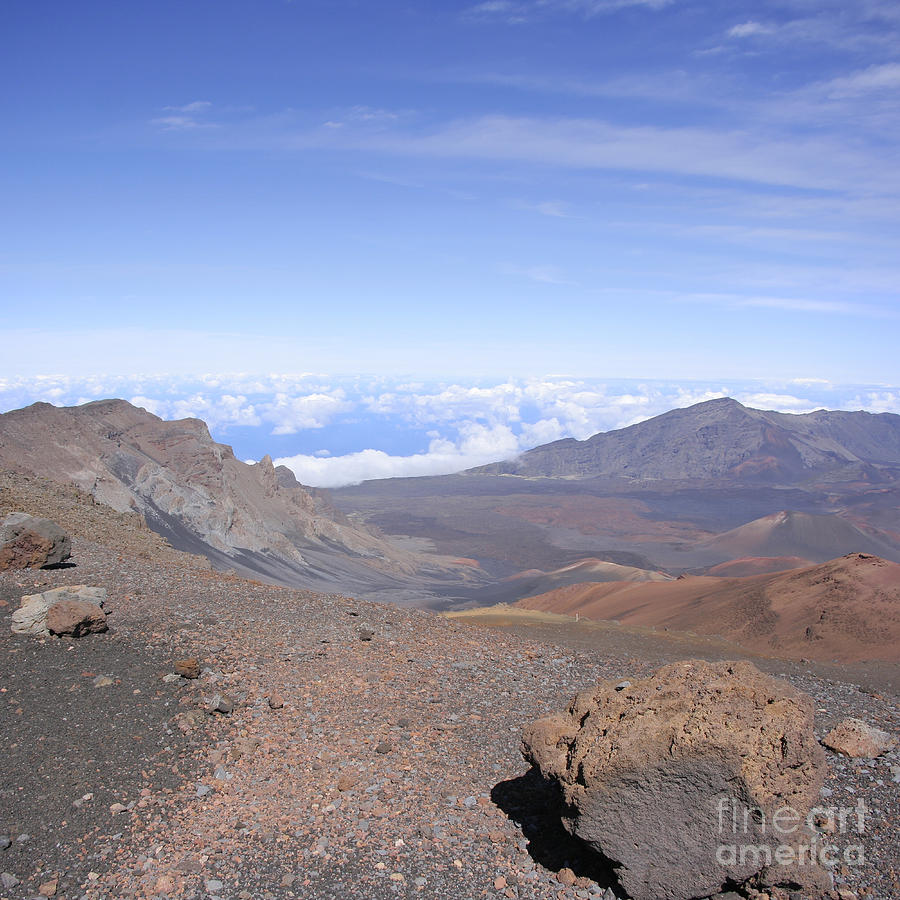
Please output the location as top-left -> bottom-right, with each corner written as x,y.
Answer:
694,510 -> 900,564
517,553 -> 900,663
0,400 -> 472,594
473,398 -> 900,484
458,557 -> 674,607
705,557 -> 812,577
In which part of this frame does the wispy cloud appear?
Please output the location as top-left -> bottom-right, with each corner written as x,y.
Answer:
678,292 -> 896,319
165,101 -> 213,114
464,0 -> 674,24
463,1 -> 531,25
503,263 -> 574,285
515,199 -> 571,217
152,100 -> 216,131
452,69 -> 718,106
354,115 -> 898,195
738,296 -> 859,315
727,21 -> 775,39
823,62 -> 900,98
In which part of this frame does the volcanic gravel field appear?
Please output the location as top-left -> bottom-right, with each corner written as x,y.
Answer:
1,535 -> 898,900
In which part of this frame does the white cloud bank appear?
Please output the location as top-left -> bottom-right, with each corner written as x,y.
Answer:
275,423 -> 522,487
4,373 -> 900,488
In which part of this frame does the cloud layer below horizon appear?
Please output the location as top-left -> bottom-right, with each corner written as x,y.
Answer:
2,374 -> 898,488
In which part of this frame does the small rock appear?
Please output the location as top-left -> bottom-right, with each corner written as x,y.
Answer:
93,675 -> 114,687
280,874 -> 295,888
494,876 -> 508,890
174,658 -> 201,679
0,836 -> 10,851
196,784 -> 214,798
557,868 -> 576,887
155,875 -> 176,894
823,718 -> 897,758
1,873 -> 20,890
209,693 -> 234,714
173,709 -> 206,732
205,878 -> 224,892
337,774 -> 359,792
615,680 -> 631,691
163,673 -> 183,683
268,694 -> 284,710
358,626 -> 375,641
375,741 -> 393,754
38,876 -> 58,897
109,802 -> 128,814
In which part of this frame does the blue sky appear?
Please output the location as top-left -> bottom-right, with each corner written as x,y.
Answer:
2,2 -> 899,483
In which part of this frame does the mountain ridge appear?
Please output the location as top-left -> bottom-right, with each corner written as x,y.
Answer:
470,397 -> 900,484
0,399 -> 476,598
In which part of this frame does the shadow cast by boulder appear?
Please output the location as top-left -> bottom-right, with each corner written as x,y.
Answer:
492,766 -> 622,895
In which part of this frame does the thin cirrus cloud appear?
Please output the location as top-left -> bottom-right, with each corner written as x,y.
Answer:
152,100 -> 216,131
727,21 -> 775,39
328,115 -> 894,195
824,62 -> 900,98
464,0 -> 674,23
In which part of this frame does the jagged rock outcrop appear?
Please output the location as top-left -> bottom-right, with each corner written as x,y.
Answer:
0,512 -> 71,570
0,400 -> 472,592
522,659 -> 828,900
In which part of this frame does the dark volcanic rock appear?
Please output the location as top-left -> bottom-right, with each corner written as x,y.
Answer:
522,659 -> 828,900
0,512 -> 71,570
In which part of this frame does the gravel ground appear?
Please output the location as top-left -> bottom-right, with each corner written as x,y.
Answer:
1,536 -> 898,900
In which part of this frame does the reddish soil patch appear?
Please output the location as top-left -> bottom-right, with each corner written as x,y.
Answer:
706,556 -> 812,577
518,553 -> 900,664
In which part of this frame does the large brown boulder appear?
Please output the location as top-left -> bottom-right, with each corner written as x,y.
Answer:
11,586 -> 107,637
522,660 -> 828,900
46,598 -> 108,637
0,512 -> 71,570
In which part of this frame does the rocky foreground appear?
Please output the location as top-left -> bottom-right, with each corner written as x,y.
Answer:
0,483 -> 898,899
